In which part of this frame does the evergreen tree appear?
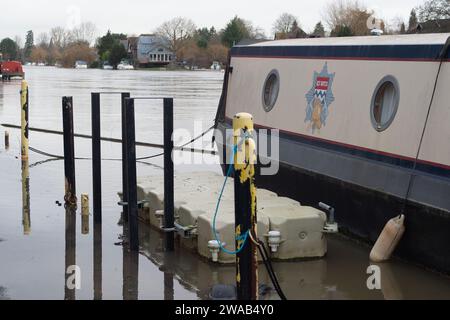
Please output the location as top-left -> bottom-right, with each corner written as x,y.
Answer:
96,30 -> 127,61
331,25 -> 353,37
0,38 -> 19,60
221,16 -> 251,48
109,43 -> 128,68
24,30 -> 34,60
400,23 -> 406,34
313,22 -> 326,37
408,9 -> 418,31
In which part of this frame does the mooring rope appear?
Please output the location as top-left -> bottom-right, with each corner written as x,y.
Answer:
401,36 -> 450,216
212,144 -> 251,255
27,125 -> 216,163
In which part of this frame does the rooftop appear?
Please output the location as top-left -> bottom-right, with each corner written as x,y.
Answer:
245,33 -> 450,47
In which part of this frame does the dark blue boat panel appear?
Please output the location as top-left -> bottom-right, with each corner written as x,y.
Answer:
231,44 -> 449,61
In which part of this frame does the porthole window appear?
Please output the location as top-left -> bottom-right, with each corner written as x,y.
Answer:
262,70 -> 280,112
370,75 -> 400,132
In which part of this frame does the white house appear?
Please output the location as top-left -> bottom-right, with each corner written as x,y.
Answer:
137,34 -> 174,66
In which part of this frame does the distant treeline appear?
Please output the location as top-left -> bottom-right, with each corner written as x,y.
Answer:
0,0 -> 448,68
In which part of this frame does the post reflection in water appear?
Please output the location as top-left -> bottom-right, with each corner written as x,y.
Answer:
21,159 -> 31,235
82,215 -> 89,235
122,217 -> 139,300
64,207 -> 76,300
162,252 -> 175,301
377,263 -> 404,300
93,222 -> 102,300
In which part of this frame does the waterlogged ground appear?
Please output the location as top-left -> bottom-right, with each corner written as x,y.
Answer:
0,66 -> 450,300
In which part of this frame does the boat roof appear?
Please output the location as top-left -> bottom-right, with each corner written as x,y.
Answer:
245,33 -> 450,47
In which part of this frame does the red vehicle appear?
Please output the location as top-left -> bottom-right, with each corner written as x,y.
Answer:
0,61 -> 25,80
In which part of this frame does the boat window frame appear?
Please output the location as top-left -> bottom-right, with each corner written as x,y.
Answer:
262,69 -> 280,113
370,75 -> 400,132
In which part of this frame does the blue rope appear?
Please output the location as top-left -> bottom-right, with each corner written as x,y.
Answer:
212,144 -> 250,255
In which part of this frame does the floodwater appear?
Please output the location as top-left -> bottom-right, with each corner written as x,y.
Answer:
1,66 -> 450,300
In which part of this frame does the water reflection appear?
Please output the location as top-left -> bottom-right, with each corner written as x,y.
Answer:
21,159 -> 30,235
93,223 -> 102,300
64,207 -> 76,300
377,263 -> 404,300
162,252 -> 175,301
136,222 -> 386,300
81,215 -> 89,235
122,217 -> 139,300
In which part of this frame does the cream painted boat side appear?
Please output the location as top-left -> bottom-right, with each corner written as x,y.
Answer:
225,57 -> 449,168
418,63 -> 450,167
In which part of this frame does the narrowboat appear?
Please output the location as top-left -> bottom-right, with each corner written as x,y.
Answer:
214,33 -> 450,274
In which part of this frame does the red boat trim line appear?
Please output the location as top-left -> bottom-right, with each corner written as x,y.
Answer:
224,116 -> 450,172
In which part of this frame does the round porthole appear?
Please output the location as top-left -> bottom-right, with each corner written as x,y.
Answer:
262,70 -> 280,112
370,75 -> 400,132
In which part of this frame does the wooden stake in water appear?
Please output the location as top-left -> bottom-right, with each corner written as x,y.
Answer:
20,81 -> 29,160
81,193 -> 90,235
4,131 -> 9,149
62,97 -> 77,207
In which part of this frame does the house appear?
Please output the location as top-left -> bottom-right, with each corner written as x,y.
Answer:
410,19 -> 450,34
136,34 -> 173,66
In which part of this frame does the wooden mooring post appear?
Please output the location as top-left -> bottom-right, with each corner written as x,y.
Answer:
124,98 -> 139,251
91,93 -> 102,223
121,92 -> 130,222
163,98 -> 175,252
62,97 -> 77,207
233,113 -> 258,300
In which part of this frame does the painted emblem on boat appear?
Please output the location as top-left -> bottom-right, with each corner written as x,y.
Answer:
305,63 -> 335,133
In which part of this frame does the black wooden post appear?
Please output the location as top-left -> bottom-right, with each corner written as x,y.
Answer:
91,92 -> 102,223
124,98 -> 139,251
121,92 -> 130,222
163,98 -> 175,252
62,97 -> 77,207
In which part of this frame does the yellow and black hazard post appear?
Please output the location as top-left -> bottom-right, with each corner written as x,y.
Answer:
20,80 -> 29,160
21,157 -> 31,235
20,80 -> 31,234
233,112 -> 258,300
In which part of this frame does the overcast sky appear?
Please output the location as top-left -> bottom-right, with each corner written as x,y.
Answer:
1,0 -> 426,42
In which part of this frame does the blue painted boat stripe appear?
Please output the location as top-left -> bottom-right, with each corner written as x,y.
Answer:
231,44 -> 449,61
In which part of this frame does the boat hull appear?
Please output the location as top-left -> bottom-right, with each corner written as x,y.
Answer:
216,121 -> 450,275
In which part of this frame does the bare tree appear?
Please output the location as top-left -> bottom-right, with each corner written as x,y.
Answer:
156,17 -> 196,56
273,13 -> 299,35
69,22 -> 97,45
417,0 -> 450,22
388,16 -> 406,34
50,27 -> 68,48
14,36 -> 23,49
252,26 -> 267,40
323,0 -> 375,36
36,32 -> 50,47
